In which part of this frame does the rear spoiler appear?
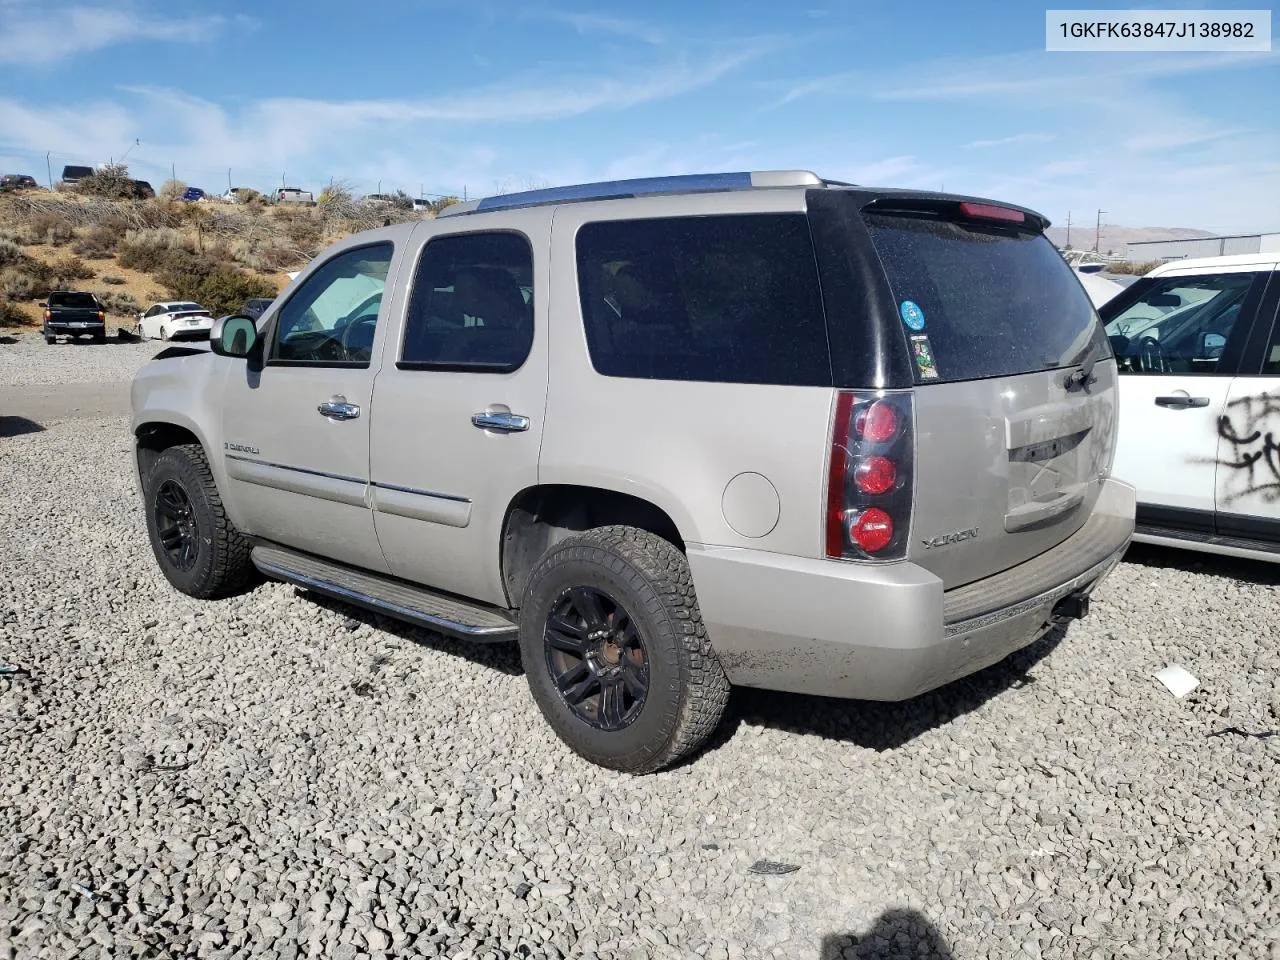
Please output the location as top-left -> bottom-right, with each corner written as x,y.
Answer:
856,192 -> 1051,233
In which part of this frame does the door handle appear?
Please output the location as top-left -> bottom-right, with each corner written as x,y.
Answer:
1154,395 -> 1210,409
318,398 -> 361,420
471,411 -> 529,433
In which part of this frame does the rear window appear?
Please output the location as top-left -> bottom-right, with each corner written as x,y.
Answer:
575,214 -> 831,386
864,212 -> 1105,383
62,166 -> 92,179
48,293 -> 97,309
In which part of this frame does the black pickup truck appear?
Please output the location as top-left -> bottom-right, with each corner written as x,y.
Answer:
43,291 -> 106,343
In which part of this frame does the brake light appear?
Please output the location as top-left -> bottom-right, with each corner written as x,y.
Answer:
44,310 -> 51,322
849,508 -> 894,553
958,201 -> 1025,223
825,391 -> 914,561
854,455 -> 897,495
97,310 -> 105,320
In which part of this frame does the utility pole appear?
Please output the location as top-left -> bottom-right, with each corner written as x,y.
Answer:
1065,211 -> 1072,249
46,151 -> 53,190
1094,209 -> 1106,253
227,168 -> 232,193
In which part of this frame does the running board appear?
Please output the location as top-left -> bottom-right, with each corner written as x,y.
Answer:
251,544 -> 518,641
1134,524 -> 1280,562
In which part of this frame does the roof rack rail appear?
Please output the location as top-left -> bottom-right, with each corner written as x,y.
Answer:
437,170 -> 835,217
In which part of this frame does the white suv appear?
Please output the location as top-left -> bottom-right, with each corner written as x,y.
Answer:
1102,252 -> 1280,561
130,171 -> 1134,772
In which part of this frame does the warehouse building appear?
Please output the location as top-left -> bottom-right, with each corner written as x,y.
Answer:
1128,231 -> 1280,261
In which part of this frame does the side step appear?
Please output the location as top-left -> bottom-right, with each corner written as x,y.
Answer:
251,544 -> 518,641
1134,524 -> 1280,561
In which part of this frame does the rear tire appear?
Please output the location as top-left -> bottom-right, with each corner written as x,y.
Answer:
519,525 -> 730,773
45,336 -> 56,345
160,325 -> 170,341
144,444 -> 255,599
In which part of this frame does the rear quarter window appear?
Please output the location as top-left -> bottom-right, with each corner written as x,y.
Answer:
575,214 -> 832,386
865,213 -> 1106,383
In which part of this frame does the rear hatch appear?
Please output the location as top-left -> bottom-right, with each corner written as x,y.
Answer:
820,192 -> 1116,589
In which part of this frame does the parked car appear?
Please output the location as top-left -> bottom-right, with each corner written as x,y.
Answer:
0,174 -> 39,192
130,170 -> 1134,772
222,187 -> 258,203
276,187 -> 315,206
180,187 -> 206,203
238,297 -> 274,320
42,290 -> 106,343
136,301 -> 214,340
1075,269 -> 1125,307
131,179 -> 155,200
55,165 -> 94,191
1101,252 -> 1280,562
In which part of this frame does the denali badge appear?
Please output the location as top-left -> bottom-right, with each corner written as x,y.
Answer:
922,527 -> 978,549
224,441 -> 260,455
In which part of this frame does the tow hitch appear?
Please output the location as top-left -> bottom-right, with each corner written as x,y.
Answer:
1052,591 -> 1090,622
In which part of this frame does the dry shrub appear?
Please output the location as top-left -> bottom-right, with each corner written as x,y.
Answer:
101,274 -> 126,285
0,238 -> 24,268
25,211 -> 75,246
0,299 -> 29,326
229,236 -> 299,272
98,290 -> 139,315
73,224 -> 122,259
0,267 -> 38,300
159,179 -> 187,202
54,257 -> 95,283
118,228 -> 189,272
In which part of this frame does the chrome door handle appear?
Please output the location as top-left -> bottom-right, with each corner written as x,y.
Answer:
471,411 -> 529,433
318,399 -> 361,420
1154,395 -> 1210,408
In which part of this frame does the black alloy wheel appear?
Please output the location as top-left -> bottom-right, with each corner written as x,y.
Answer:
153,479 -> 200,571
545,586 -> 649,731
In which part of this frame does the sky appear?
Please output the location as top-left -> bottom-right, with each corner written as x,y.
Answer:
1,0 -> 1277,233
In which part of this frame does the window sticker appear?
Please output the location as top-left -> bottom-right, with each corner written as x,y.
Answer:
899,299 -> 926,331
910,334 -> 938,380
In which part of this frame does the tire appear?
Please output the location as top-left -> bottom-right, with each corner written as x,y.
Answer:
519,525 -> 730,773
45,336 -> 55,345
160,325 -> 170,341
143,444 -> 254,599
92,334 -> 105,344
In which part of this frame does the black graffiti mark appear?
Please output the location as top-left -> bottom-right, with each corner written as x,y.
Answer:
1216,393 -> 1280,504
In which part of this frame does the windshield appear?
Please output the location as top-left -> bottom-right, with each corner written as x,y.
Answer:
49,293 -> 98,309
864,212 -> 1107,383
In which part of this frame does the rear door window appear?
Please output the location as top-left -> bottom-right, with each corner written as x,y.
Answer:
864,212 -> 1106,383
575,214 -> 832,386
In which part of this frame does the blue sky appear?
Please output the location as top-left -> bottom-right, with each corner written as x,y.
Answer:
1,0 -> 1277,232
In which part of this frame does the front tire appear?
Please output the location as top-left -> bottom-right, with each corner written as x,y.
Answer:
144,444 -> 254,599
519,526 -> 730,773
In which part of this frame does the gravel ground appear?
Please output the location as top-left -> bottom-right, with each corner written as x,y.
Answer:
0,330 -> 158,386
2,342 -> 1279,959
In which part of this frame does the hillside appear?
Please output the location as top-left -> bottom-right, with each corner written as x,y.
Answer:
1044,224 -> 1217,257
0,190 -> 435,330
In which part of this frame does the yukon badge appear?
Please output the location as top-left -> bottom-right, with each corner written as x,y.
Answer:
922,527 -> 978,549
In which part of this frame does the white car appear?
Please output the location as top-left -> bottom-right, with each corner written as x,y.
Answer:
1074,267 -> 1125,307
136,301 -> 214,340
1101,252 -> 1280,562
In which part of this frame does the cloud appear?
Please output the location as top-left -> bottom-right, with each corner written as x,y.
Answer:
544,11 -> 665,44
0,5 -> 233,64
963,132 -> 1055,149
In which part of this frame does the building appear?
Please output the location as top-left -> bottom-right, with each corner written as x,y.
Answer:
1128,232 -> 1280,262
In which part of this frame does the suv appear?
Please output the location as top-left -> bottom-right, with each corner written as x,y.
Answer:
1100,252 -> 1280,561
276,187 -> 315,206
43,291 -> 106,343
130,171 -> 1134,773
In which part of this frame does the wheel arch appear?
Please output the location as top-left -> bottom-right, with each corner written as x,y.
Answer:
501,484 -> 686,608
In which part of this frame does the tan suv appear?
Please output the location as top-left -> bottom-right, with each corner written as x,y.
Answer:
130,171 -> 1135,772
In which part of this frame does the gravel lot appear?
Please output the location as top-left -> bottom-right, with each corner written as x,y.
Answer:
2,334 -> 1279,959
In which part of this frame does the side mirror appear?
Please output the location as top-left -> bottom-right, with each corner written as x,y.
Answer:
210,315 -> 259,358
38,302 -> 48,308
1200,332 -> 1227,358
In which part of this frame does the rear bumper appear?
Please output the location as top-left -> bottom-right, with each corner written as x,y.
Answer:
687,478 -> 1135,701
46,321 -> 105,334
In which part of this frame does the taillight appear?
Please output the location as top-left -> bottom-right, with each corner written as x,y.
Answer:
44,311 -> 51,322
97,310 -> 105,320
825,391 -> 914,561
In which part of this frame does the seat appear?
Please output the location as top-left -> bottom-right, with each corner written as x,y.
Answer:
437,266 -> 531,366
